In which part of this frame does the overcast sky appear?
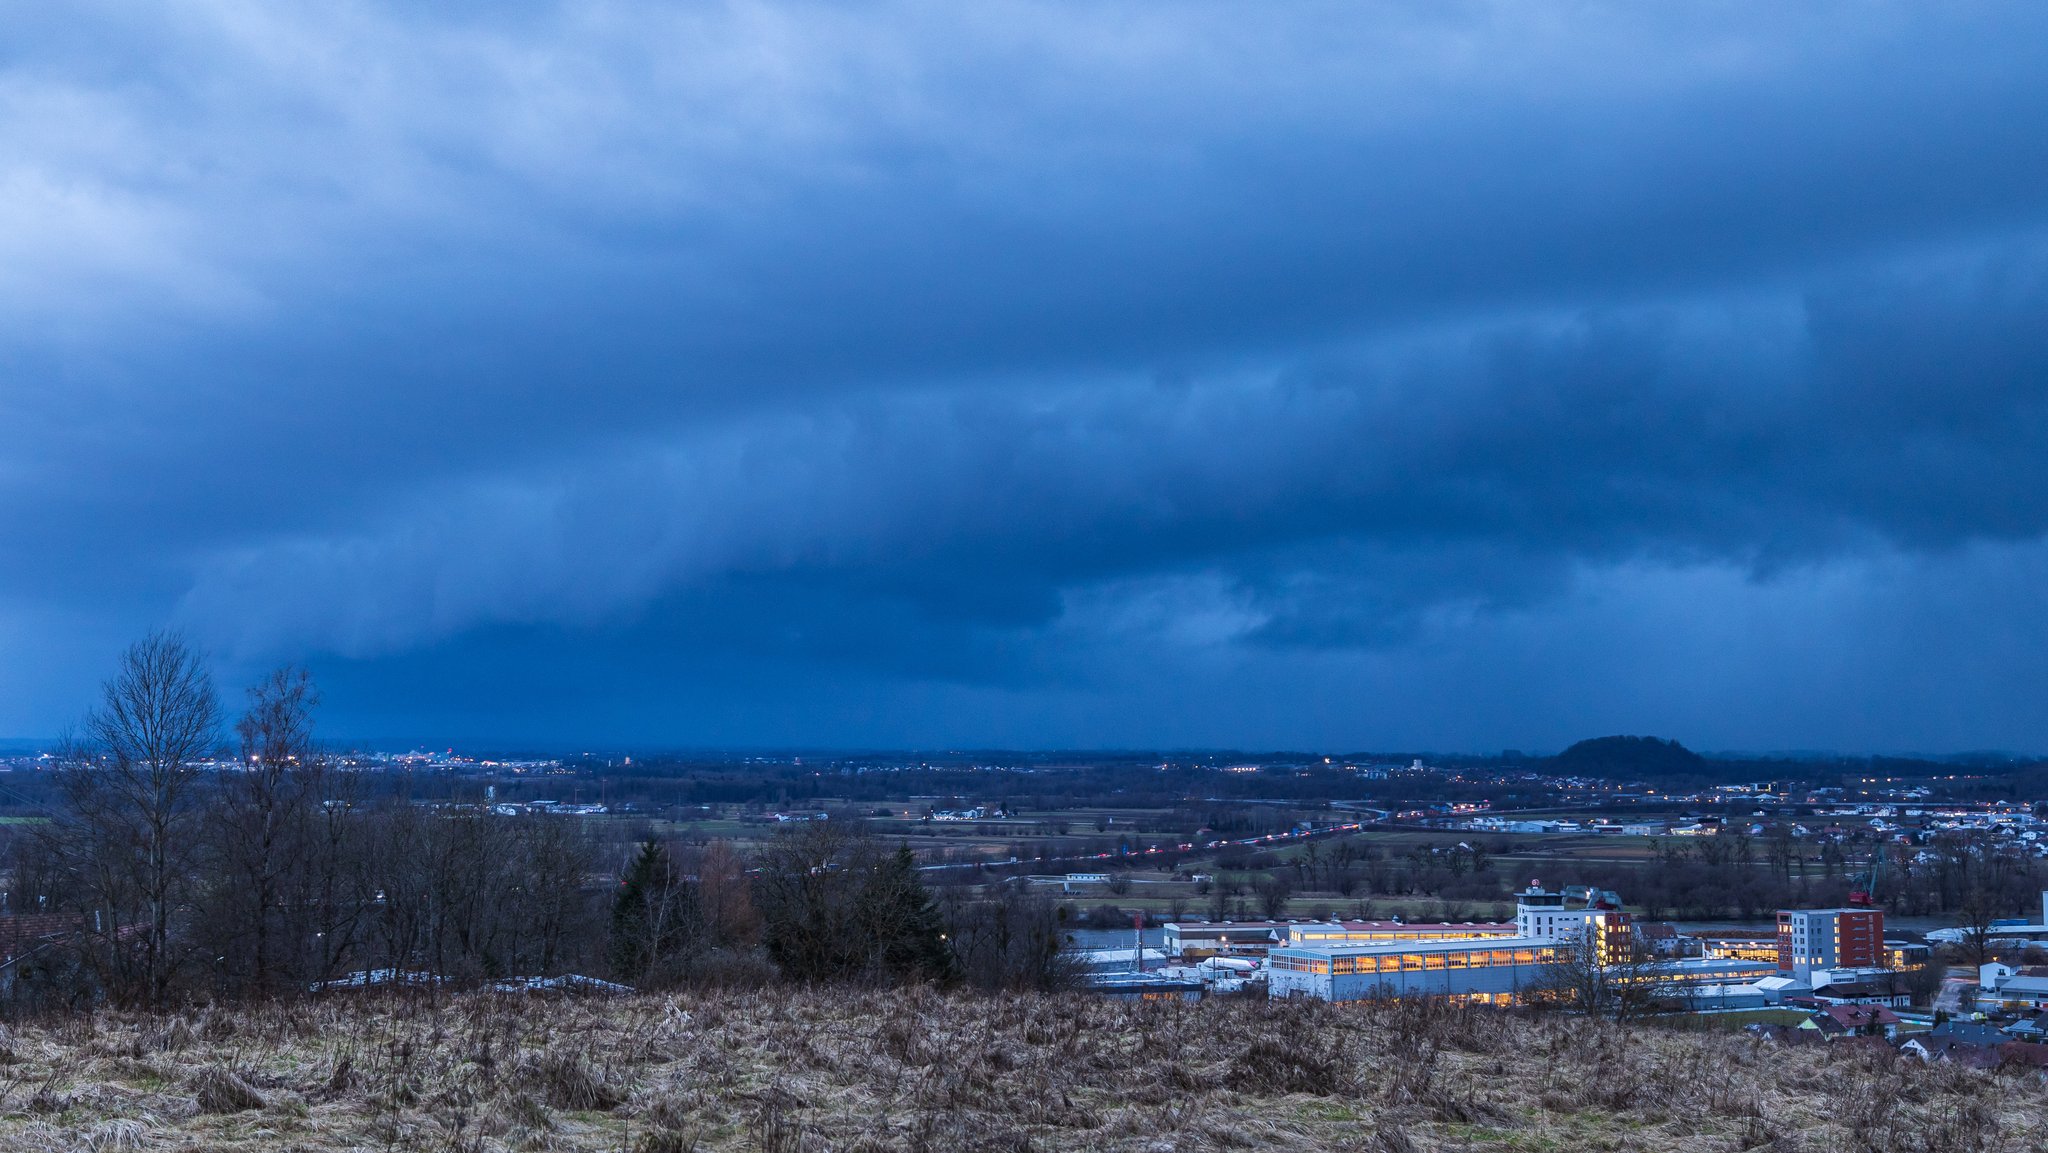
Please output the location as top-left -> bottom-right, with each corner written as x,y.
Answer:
6,2 -> 2048,752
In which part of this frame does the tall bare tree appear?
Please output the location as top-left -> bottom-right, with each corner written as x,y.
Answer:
1531,928 -> 1667,1021
207,666 -> 320,996
57,632 -> 221,1007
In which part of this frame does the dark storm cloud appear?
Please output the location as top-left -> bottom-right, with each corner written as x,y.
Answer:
4,2 -> 2048,746
173,241 -> 2048,656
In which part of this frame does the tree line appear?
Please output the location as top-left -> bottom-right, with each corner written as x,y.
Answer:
0,634 -> 1077,1012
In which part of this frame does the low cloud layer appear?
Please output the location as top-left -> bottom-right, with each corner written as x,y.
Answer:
5,3 -> 2048,748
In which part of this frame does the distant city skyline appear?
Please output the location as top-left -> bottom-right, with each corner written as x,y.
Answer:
6,5 -> 2048,750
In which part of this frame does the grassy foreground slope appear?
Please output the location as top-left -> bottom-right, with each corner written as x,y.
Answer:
0,991 -> 2040,1152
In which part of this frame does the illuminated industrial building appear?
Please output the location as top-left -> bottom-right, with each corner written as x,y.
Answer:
1269,937 -> 1564,1004
1269,883 -> 1683,1005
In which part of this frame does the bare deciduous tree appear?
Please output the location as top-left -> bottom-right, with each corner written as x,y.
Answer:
56,632 -> 221,1008
1531,929 -> 1667,1021
941,880 -> 1079,992
207,667 -> 320,996
1255,874 -> 1293,920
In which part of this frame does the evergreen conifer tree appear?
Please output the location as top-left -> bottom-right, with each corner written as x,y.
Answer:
609,839 -> 697,982
861,844 -> 958,985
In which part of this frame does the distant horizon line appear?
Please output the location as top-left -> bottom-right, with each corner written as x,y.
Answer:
0,736 -> 2040,764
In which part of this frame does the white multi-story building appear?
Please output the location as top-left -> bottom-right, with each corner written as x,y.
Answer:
1513,882 -> 1632,962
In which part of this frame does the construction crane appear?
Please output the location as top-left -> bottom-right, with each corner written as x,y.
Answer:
1848,849 -> 1883,907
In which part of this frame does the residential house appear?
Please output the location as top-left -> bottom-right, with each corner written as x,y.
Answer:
2002,1012 -> 2048,1043
1902,1034 -> 2003,1067
1925,1020 -> 2009,1048
1803,1004 -> 1902,1041
1744,1022 -> 1822,1046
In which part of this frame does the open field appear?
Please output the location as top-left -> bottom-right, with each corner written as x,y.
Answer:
0,990 -> 2040,1152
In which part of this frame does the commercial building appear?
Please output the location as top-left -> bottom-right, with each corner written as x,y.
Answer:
1083,972 -> 1205,1002
1657,958 -> 1781,990
1164,918 -> 1515,960
1777,908 -> 1884,977
1162,921 -> 1288,959
1886,941 -> 1933,974
1977,963 -> 2048,1013
1699,932 -> 1780,964
1073,947 -> 1168,973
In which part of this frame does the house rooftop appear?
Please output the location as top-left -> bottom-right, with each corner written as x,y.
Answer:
1813,1004 -> 1900,1031
1906,1035 -> 2003,1067
1930,1021 -> 2009,1047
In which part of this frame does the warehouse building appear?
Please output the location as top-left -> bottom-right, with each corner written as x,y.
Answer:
1268,937 -> 1566,1004
1168,915 -> 1521,960
1161,921 -> 1289,959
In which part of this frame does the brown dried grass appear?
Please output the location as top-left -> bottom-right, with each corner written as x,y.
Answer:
0,991 -> 2034,1151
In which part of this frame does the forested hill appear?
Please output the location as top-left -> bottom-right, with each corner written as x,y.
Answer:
1547,736 -> 1709,786
1546,734 -> 2048,794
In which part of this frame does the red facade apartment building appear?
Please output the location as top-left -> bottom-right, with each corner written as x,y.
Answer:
1777,907 -> 1884,974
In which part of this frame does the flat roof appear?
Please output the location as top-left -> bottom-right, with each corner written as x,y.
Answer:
1275,935 -> 1561,958
1271,941 -> 1777,977
1661,958 -> 1779,976
1084,972 -> 1201,988
1073,948 -> 1166,964
1292,920 -> 1516,932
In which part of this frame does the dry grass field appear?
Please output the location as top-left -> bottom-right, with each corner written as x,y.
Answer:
0,989 -> 2040,1153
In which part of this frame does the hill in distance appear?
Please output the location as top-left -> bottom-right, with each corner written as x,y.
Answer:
1548,735 -> 1707,784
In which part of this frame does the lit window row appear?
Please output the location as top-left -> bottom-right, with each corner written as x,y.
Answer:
1273,947 -> 1560,975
